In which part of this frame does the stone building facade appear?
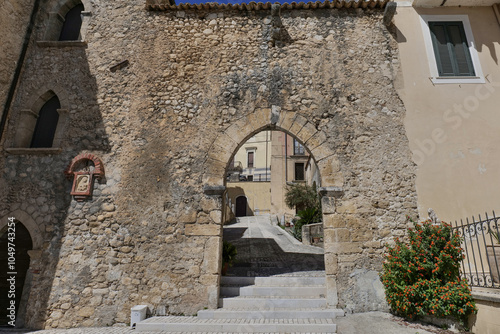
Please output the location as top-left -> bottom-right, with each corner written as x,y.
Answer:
0,0 -> 419,329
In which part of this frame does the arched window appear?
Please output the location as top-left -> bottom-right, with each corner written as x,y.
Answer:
58,4 -> 84,41
30,95 -> 60,148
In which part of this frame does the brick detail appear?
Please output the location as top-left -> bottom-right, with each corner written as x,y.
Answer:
64,153 -> 105,179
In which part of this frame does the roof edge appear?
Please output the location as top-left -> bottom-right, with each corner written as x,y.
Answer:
145,0 -> 390,11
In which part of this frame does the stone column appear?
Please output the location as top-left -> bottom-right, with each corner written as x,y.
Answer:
201,185 -> 225,309
319,187 -> 344,308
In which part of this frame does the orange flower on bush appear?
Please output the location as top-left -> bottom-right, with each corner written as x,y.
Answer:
381,217 -> 477,325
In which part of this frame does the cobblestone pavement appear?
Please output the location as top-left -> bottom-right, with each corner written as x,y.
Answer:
224,215 -> 325,277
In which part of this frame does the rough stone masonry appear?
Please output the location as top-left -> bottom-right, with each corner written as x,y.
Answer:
0,0 -> 417,329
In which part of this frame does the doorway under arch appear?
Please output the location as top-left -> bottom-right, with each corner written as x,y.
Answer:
0,221 -> 33,327
235,196 -> 247,217
222,129 -> 325,278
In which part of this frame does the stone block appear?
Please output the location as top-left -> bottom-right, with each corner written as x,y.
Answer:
324,253 -> 338,275
305,129 -> 327,151
203,236 -> 221,274
323,214 -> 345,228
351,230 -> 373,242
325,242 -> 363,255
336,200 -> 357,214
77,306 -> 94,317
325,275 -> 338,307
279,111 -> 296,131
179,210 -> 196,224
316,157 -> 343,186
185,224 -> 221,236
289,114 -> 308,136
321,197 -> 336,214
296,120 -> 317,144
200,197 -> 219,212
344,215 -> 361,229
335,228 -> 351,242
223,118 -> 253,144
201,174 -> 224,187
209,210 -> 221,224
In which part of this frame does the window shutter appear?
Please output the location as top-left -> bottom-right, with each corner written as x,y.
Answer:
430,22 -> 454,76
446,23 -> 475,76
429,21 -> 475,77
248,152 -> 254,168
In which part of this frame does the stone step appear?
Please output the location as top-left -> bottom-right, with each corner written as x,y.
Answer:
197,308 -> 344,319
219,296 -> 328,309
221,276 -> 325,287
221,285 -> 326,297
136,316 -> 336,333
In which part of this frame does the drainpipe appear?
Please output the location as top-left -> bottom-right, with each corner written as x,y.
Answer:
0,0 -> 41,143
284,133 -> 288,182
494,4 -> 500,27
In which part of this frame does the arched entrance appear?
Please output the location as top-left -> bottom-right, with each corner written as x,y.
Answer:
0,221 -> 33,327
235,196 -> 247,217
206,110 -> 345,309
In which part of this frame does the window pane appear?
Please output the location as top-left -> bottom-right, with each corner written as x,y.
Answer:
59,4 -> 84,41
30,96 -> 60,148
295,163 -> 304,181
294,139 -> 304,155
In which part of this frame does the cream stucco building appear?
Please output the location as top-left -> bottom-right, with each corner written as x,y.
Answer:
225,130 -> 312,219
394,1 -> 500,332
394,0 -> 500,222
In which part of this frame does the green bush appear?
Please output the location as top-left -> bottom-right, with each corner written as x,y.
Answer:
292,207 -> 322,241
284,183 -> 320,212
381,218 -> 476,324
222,241 -> 237,266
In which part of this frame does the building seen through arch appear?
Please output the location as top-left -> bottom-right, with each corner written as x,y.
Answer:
225,130 -> 318,220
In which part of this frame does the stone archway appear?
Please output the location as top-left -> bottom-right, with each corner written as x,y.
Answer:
0,211 -> 43,328
204,107 -> 345,308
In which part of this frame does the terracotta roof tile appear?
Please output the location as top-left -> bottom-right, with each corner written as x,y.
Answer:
146,0 -> 389,11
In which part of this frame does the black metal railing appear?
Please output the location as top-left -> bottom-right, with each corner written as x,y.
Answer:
451,211 -> 500,289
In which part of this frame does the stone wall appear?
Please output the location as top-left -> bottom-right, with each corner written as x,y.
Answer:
0,0 -> 34,119
0,0 -> 417,328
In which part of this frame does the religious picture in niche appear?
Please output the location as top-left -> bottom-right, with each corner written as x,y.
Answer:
70,172 -> 93,198
75,175 -> 90,193
66,154 -> 104,201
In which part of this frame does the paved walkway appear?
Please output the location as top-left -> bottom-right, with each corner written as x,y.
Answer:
224,215 -> 325,277
0,312 -> 461,333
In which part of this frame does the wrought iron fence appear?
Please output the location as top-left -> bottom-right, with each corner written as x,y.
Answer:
451,211 -> 500,289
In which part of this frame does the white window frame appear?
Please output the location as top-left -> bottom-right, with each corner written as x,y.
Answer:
420,15 -> 484,84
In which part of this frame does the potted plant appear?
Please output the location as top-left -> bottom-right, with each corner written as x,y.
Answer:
222,241 -> 237,276
312,233 -> 322,244
487,227 -> 500,284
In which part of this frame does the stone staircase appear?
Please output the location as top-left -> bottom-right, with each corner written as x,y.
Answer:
136,275 -> 344,333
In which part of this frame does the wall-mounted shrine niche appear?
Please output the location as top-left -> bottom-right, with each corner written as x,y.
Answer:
64,153 -> 104,201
